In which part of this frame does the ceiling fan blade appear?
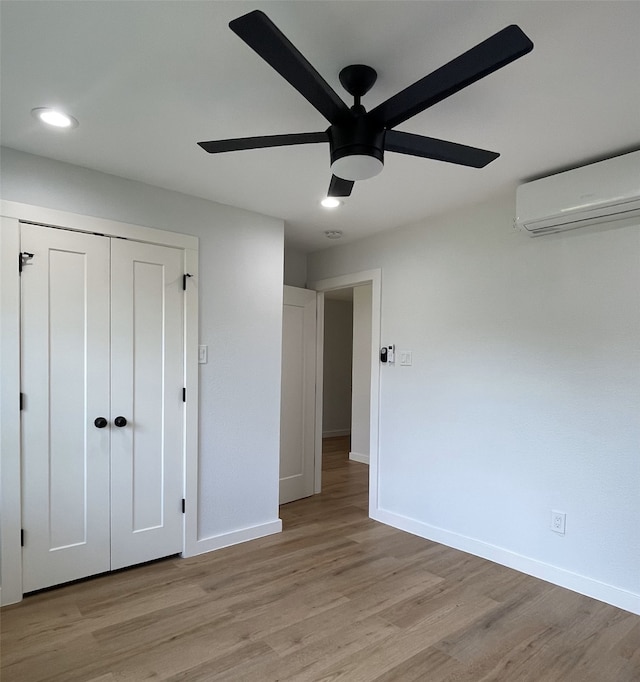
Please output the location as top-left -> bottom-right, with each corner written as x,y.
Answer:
385,130 -> 499,168
371,25 -> 533,129
328,175 -> 354,197
198,131 -> 328,154
229,10 -> 350,125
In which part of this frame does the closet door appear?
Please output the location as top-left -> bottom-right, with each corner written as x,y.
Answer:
109,239 -> 184,569
21,224 -> 111,592
21,225 -> 186,593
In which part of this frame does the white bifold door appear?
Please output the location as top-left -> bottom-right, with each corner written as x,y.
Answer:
21,223 -> 185,593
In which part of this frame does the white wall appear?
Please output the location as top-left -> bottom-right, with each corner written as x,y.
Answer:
322,299 -> 353,437
1,147 -> 284,547
284,247 -> 307,288
351,284 -> 372,463
308,191 -> 640,614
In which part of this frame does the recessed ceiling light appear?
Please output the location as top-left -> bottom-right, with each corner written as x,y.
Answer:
31,107 -> 78,129
324,230 -> 343,239
321,197 -> 341,208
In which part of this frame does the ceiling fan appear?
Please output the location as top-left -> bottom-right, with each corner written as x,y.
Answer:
198,10 -> 533,198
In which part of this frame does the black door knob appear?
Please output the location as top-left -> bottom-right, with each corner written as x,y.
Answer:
114,416 -> 127,427
94,417 -> 108,428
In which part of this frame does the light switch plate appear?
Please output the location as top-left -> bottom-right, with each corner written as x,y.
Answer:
400,351 -> 412,366
198,345 -> 208,364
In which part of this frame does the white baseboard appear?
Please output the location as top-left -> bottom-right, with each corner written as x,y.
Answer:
186,519 -> 282,557
349,451 -> 370,465
323,429 -> 351,438
372,508 -> 640,616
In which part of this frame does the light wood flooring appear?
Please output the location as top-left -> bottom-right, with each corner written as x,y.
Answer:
2,436 -> 639,681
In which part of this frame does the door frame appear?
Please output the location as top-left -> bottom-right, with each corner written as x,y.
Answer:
0,200 -> 199,605
309,269 -> 381,514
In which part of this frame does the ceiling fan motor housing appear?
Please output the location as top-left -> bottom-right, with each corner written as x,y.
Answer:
328,112 -> 385,181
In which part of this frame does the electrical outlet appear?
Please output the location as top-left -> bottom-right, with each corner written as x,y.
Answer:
551,511 -> 566,534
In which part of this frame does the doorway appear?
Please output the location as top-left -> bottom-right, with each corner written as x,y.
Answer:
310,269 -> 381,513
323,283 -> 372,460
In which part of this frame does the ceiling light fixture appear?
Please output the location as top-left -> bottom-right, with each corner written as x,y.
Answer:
321,197 -> 341,209
330,154 -> 384,182
324,230 -> 343,239
32,107 -> 78,129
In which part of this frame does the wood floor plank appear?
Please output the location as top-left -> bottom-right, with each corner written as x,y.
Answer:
296,592 -> 501,682
262,567 -> 441,657
201,616 -> 400,682
2,436 -> 638,681
617,621 -> 640,663
371,647 -> 461,682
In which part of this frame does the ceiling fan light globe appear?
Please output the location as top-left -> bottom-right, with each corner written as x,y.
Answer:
331,154 -> 383,182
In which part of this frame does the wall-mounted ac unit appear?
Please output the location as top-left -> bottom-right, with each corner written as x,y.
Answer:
515,150 -> 640,236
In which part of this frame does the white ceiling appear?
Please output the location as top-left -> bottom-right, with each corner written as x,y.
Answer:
1,1 -> 639,252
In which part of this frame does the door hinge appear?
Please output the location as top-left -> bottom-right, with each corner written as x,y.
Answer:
182,387 -> 186,402
21,529 -> 25,547
182,498 -> 186,514
18,251 -> 34,274
20,393 -> 25,410
183,273 -> 192,291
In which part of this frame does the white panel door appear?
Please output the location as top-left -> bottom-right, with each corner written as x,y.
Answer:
280,286 -> 317,504
110,239 -> 184,569
21,224 -> 111,592
21,225 -> 185,592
